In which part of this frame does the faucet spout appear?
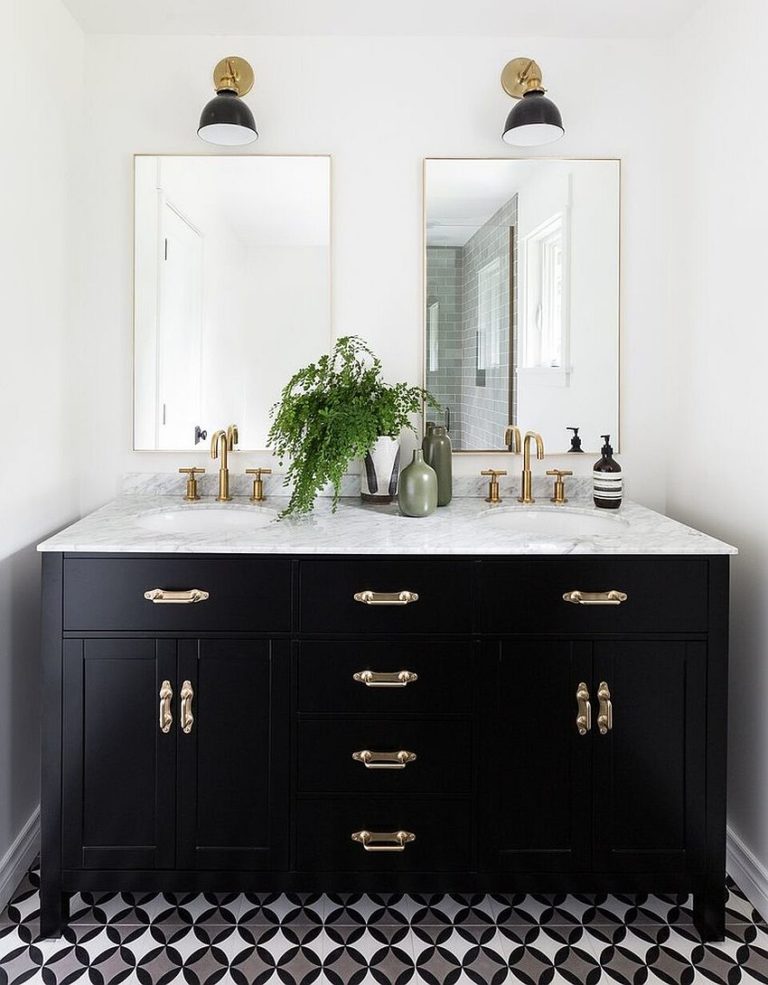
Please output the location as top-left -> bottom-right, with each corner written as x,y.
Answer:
518,431 -> 545,504
504,425 -> 522,454
211,429 -> 231,501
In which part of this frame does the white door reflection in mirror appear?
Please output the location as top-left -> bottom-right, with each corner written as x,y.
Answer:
424,159 -> 619,454
134,155 -> 331,451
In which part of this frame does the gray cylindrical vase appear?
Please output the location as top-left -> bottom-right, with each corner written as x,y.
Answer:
422,424 -> 452,507
398,449 -> 438,517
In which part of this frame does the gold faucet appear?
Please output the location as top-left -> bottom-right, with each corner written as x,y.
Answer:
504,425 -> 522,453
518,431 -> 545,504
210,424 -> 239,502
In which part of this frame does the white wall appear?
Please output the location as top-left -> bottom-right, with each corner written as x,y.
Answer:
78,34 -> 672,512
668,0 -> 768,912
0,0 -> 83,894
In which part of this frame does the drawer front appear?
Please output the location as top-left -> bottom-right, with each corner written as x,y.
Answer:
297,641 -> 475,713
297,719 -> 473,794
296,798 -> 472,871
479,557 -> 709,634
64,557 -> 292,633
299,560 -> 472,635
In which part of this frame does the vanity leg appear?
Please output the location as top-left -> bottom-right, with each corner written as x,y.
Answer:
693,886 -> 726,942
39,880 -> 69,938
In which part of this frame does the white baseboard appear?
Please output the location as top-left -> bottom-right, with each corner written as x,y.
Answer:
727,824 -> 768,922
0,807 -> 40,913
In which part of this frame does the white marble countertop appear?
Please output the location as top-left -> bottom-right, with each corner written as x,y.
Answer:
37,492 -> 737,556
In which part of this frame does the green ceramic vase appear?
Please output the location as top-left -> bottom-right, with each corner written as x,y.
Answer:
422,425 -> 453,507
398,449 -> 438,517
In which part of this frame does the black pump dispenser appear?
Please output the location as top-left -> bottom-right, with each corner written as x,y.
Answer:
593,434 -> 622,509
567,427 -> 583,453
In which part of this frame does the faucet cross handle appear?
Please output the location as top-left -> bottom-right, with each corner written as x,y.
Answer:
246,468 -> 272,503
481,469 -> 507,505
546,469 -> 573,505
179,467 -> 205,502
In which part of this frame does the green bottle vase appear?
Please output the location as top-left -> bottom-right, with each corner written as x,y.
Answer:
422,425 -> 452,507
398,449 -> 438,517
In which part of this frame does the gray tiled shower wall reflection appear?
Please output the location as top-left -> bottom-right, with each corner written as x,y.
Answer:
427,195 -> 518,450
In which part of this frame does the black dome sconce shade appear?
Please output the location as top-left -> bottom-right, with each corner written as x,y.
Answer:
198,56 -> 258,146
501,57 -> 564,147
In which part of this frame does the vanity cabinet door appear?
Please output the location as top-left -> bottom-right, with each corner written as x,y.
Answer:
176,639 -> 289,871
62,639 -> 177,870
481,641 -> 592,873
592,641 -> 706,874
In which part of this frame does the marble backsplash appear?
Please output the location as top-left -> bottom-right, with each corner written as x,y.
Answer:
121,471 -> 594,503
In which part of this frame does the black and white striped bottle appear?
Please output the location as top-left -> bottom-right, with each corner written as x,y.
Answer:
593,434 -> 622,509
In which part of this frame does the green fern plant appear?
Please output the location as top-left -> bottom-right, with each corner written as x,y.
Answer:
268,336 -> 439,517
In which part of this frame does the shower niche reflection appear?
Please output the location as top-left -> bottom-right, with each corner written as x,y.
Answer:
424,159 -> 619,453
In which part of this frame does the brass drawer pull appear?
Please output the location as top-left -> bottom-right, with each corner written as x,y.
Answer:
597,681 -> 613,734
563,590 -> 627,606
353,590 -> 419,606
352,749 -> 417,769
576,682 -> 592,735
180,680 -> 194,734
144,588 -> 210,604
353,670 -> 418,688
351,829 -> 415,852
159,680 -> 173,734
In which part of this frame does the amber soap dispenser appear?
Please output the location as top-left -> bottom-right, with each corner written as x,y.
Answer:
593,434 -> 622,509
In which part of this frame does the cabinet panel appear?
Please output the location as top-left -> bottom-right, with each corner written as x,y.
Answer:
592,641 -> 706,873
481,641 -> 592,872
64,557 -> 291,633
62,639 -> 176,870
480,558 -> 708,634
299,560 -> 472,634
297,641 -> 475,714
297,718 -> 473,794
177,639 -> 289,870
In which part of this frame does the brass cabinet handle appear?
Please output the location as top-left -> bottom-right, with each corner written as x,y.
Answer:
144,588 -> 210,604
353,590 -> 419,606
563,590 -> 628,606
351,830 -> 416,852
352,750 -> 417,770
597,681 -> 613,734
180,680 -> 194,734
159,680 -> 173,734
576,682 -> 592,735
353,670 -> 418,688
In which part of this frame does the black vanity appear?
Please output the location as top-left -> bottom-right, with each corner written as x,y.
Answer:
40,548 -> 729,940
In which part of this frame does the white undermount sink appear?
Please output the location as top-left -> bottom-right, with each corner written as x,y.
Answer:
480,507 -> 628,537
137,506 -> 277,535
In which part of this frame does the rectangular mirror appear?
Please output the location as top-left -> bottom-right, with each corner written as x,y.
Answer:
424,158 -> 620,454
134,155 -> 331,450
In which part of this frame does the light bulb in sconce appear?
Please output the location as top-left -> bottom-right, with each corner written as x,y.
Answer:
198,56 -> 258,146
500,57 -> 564,147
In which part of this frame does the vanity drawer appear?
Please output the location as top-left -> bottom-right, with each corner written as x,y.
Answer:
479,557 -> 709,634
296,641 -> 475,713
63,557 -> 292,633
295,798 -> 472,872
297,719 -> 473,794
298,560 -> 472,635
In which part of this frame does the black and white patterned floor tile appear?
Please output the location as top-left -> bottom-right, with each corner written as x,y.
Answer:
2,864 -> 767,984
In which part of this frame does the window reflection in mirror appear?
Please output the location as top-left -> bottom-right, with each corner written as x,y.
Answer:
134,155 -> 331,451
424,159 -> 619,453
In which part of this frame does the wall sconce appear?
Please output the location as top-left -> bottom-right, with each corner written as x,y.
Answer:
198,57 -> 258,146
501,58 -> 564,147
